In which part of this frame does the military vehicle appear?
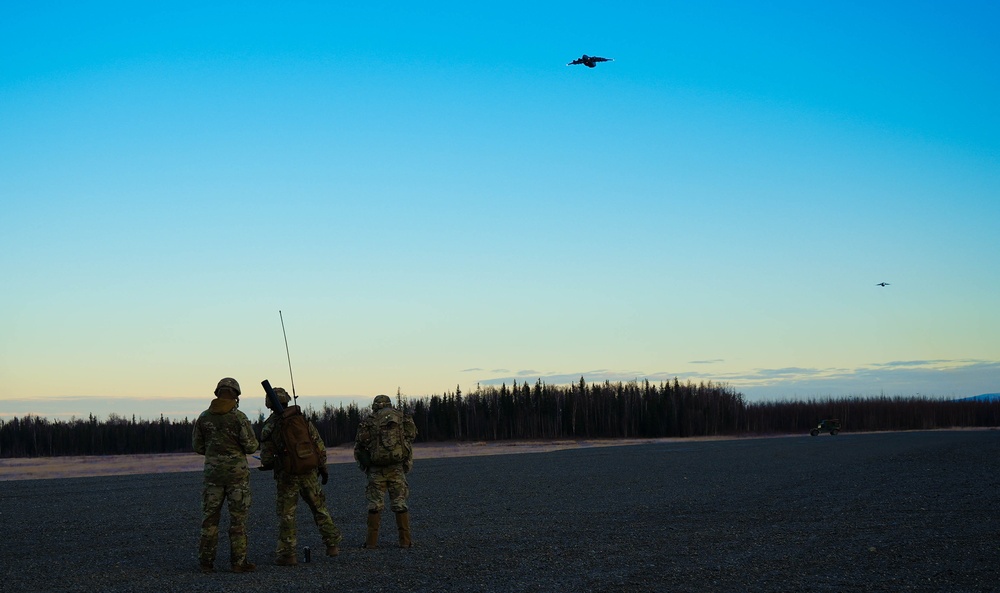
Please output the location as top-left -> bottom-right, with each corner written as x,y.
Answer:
810,419 -> 841,436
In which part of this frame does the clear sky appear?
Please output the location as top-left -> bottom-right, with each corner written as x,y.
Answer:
2,1 -> 999,421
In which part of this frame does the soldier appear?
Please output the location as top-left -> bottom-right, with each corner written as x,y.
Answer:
259,387 -> 343,565
354,394 -> 418,548
192,377 -> 259,573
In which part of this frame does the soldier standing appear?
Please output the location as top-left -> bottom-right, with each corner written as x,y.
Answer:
354,394 -> 418,548
259,387 -> 343,565
192,377 -> 259,573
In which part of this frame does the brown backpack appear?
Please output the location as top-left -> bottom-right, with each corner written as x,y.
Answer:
277,406 -> 321,475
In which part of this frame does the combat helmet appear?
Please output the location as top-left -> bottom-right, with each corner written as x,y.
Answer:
214,377 -> 241,399
372,394 -> 393,411
266,387 -> 292,410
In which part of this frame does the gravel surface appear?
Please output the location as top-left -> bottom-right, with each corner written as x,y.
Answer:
0,430 -> 997,593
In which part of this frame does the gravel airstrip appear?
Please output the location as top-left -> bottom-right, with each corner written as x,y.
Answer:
0,430 -> 997,593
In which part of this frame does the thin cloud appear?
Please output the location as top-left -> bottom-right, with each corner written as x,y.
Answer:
749,367 -> 821,378
473,359 -> 1000,401
740,360 -> 1000,400
689,359 -> 725,365
872,360 -> 951,369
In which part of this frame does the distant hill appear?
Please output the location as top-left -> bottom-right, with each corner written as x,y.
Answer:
955,393 -> 1000,402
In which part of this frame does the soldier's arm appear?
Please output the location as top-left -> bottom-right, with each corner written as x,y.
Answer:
353,420 -> 371,471
238,414 -> 260,454
403,416 -> 417,441
308,422 -> 328,466
192,418 -> 206,455
355,420 -> 371,445
353,424 -> 369,454
259,419 -> 276,469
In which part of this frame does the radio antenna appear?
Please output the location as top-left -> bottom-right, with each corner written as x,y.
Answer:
279,310 -> 297,404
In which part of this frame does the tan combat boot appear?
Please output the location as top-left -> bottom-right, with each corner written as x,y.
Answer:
275,555 -> 297,566
326,545 -> 340,557
395,510 -> 412,548
362,511 -> 380,549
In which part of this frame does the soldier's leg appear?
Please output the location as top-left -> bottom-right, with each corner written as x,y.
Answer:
300,474 -> 343,554
386,465 -> 410,513
226,481 -> 253,570
394,509 -> 412,548
362,469 -> 388,548
199,485 -> 225,570
365,469 -> 388,513
275,478 -> 300,562
386,466 -> 412,548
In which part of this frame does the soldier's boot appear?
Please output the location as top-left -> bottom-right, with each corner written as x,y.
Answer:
275,555 -> 298,566
198,537 -> 216,573
326,545 -> 340,557
362,511 -> 380,549
230,529 -> 254,572
231,561 -> 256,573
395,510 -> 412,548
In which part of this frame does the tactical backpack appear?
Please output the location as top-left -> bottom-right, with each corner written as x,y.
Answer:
277,405 -> 321,475
367,407 -> 413,467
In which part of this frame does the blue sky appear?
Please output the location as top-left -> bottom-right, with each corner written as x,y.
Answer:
2,1 -> 999,420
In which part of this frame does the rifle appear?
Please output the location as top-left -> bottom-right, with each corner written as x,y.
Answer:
257,379 -> 284,472
261,379 -> 286,413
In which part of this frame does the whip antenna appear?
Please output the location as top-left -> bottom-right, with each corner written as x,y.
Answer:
279,310 -> 297,404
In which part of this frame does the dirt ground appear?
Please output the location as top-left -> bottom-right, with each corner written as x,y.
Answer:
0,430 -> 996,593
0,436 -> 751,481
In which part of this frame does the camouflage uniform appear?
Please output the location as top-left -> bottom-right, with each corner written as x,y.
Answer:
192,378 -> 259,572
354,395 -> 417,548
260,388 -> 343,563
363,463 -> 410,512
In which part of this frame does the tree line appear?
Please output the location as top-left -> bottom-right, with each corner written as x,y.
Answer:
2,379 -> 998,458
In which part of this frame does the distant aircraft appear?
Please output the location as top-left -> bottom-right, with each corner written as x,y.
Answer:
567,54 -> 614,68
876,282 -> 890,287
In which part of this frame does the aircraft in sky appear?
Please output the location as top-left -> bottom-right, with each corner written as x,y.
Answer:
876,282 -> 890,287
567,54 -> 614,68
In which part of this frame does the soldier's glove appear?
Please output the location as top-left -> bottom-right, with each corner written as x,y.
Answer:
318,466 -> 329,485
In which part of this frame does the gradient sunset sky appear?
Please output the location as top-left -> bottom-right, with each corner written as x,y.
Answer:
2,2 -> 998,420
